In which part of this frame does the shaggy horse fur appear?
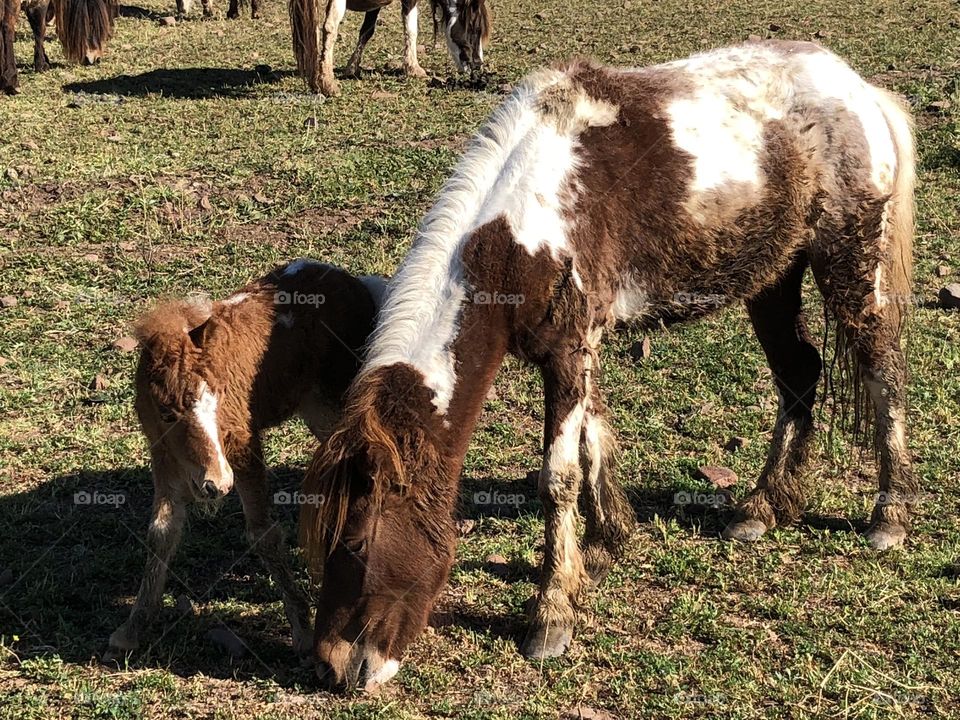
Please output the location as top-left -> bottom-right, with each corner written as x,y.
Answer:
300,41 -> 916,691
1,0 -> 116,94
289,0 -> 490,96
106,261 -> 385,659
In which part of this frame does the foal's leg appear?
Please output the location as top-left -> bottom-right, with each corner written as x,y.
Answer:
234,443 -> 312,657
579,390 -> 634,582
400,0 -> 425,77
108,489 -> 187,655
24,0 -> 50,71
226,0 -> 238,19
199,0 -> 212,18
318,0 -> 346,96
343,8 -> 379,78
249,0 -> 260,19
521,347 -> 591,660
724,256 -> 822,541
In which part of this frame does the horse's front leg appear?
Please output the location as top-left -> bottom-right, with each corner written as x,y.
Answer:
400,0 -> 425,78
107,490 -> 187,658
521,348 -> 592,660
233,444 -> 312,658
24,0 -> 50,71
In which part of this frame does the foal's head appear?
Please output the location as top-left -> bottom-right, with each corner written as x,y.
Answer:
431,0 -> 492,74
301,366 -> 456,692
134,301 -> 234,502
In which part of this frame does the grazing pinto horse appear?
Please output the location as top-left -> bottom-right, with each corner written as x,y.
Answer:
107,261 -> 386,659
289,0 -> 490,96
1,0 -> 116,94
300,41 -> 916,690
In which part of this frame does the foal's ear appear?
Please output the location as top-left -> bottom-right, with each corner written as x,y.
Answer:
187,319 -> 210,349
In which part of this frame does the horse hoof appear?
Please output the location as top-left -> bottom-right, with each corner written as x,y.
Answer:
520,624 -> 572,660
405,64 -> 428,79
865,522 -> 906,551
343,65 -> 361,80
722,518 -> 768,543
319,79 -> 341,97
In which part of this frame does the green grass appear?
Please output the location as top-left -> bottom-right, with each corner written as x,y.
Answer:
1,0 -> 959,717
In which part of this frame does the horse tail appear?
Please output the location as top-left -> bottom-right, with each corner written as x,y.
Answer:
55,0 -> 117,65
288,0 -> 321,91
874,86 -> 916,334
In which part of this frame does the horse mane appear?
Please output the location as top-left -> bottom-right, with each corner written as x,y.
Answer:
299,365 -> 445,576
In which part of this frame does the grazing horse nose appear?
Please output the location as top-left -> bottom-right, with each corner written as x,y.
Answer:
200,480 -> 220,500
315,660 -> 345,692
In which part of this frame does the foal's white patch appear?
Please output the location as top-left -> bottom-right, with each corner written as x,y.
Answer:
222,292 -> 249,306
546,402 -> 586,479
611,273 -> 650,322
363,71 -> 588,413
364,657 -> 400,690
192,382 -> 233,489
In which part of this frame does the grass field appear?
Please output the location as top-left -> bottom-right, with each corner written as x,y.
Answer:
1,0 -> 959,717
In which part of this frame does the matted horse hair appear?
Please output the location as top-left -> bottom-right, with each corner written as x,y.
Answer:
299,365 -> 444,576
56,0 -> 117,65
821,86 -> 915,457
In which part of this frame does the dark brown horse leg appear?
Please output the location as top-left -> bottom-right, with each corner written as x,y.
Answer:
579,390 -> 634,583
233,446 -> 312,658
25,0 -> 50,71
198,0 -> 213,18
226,0 -> 238,19
343,8 -> 379,79
521,341 -> 593,660
107,488 -> 187,657
1,0 -> 19,94
400,0 -> 425,77
724,256 -> 821,542
250,0 -> 259,19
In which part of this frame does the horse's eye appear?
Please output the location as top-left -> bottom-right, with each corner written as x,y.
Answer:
344,537 -> 368,555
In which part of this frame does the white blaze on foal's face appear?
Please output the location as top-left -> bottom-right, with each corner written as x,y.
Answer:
190,381 -> 234,497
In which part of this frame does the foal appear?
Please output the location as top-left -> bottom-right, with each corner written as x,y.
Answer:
108,261 -> 385,658
1,0 -> 115,94
289,0 -> 491,96
300,41 -> 916,691
175,0 -> 260,20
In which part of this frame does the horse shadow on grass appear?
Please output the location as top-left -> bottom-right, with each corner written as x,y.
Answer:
0,464 -> 317,687
62,66 -> 293,100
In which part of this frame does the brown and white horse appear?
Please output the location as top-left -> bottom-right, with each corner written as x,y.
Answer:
107,261 -> 386,659
300,41 -> 916,690
1,0 -> 116,94
289,0 -> 490,96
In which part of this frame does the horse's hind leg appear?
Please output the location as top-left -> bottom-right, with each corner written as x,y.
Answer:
25,0 -> 50,71
234,444 -> 312,657
521,342 -> 593,660
343,9 -> 379,79
579,390 -> 634,582
724,255 -> 822,542
108,488 -> 187,657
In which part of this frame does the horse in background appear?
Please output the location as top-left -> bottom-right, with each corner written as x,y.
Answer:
289,0 -> 490,96
299,41 -> 916,691
1,0 -> 116,94
107,261 -> 386,660
175,0 -> 260,20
